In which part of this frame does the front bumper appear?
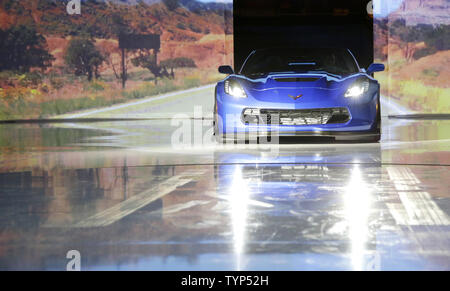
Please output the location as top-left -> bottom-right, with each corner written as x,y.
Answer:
217,130 -> 380,142
216,91 -> 379,136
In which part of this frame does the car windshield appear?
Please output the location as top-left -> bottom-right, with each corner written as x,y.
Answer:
240,48 -> 359,77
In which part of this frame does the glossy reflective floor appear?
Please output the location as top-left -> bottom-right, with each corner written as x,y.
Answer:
0,117 -> 449,270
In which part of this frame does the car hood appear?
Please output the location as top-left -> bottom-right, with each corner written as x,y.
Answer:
237,73 -> 361,103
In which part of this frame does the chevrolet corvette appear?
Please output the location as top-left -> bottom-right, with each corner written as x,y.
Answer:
214,48 -> 385,142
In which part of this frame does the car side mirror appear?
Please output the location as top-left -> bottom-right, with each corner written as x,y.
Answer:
218,65 -> 234,75
367,63 -> 385,75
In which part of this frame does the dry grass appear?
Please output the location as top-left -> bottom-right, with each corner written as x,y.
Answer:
376,72 -> 450,113
0,67 -> 223,120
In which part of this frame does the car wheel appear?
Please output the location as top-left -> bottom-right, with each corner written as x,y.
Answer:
215,133 -> 224,143
373,97 -> 382,142
367,134 -> 381,143
213,111 -> 224,143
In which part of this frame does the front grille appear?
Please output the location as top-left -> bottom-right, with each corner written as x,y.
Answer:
242,108 -> 350,126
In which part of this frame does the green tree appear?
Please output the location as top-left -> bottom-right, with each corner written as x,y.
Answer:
389,19 -> 422,62
0,25 -> 54,72
162,0 -> 180,11
64,38 -> 105,81
413,25 -> 450,60
109,12 -> 132,38
388,22 -> 450,60
423,25 -> 450,52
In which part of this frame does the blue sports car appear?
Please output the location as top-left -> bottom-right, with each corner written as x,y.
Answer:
214,48 -> 385,142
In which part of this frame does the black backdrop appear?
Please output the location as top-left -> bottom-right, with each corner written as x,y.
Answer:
233,0 -> 373,71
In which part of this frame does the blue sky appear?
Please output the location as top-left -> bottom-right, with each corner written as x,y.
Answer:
374,0 -> 404,17
197,0 -> 233,3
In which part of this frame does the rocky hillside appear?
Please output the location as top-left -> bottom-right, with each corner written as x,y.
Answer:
388,0 -> 450,26
0,1 -> 232,38
0,0 -> 233,69
93,0 -> 232,13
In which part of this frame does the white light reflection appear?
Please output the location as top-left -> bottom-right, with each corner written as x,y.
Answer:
344,166 -> 373,271
228,166 -> 250,271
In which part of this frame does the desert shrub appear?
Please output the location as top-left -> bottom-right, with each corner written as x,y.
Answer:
18,71 -> 43,87
160,57 -> 196,69
413,47 -> 437,60
40,83 -> 49,94
127,70 -> 149,81
422,69 -> 439,78
0,87 -> 40,103
132,53 -> 174,82
49,75 -> 65,90
0,71 -> 16,87
0,71 -> 43,88
188,23 -> 202,34
85,81 -> 106,92
176,23 -> 186,30
0,70 -> 15,80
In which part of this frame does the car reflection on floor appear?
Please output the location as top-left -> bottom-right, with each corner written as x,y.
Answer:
0,120 -> 449,270
212,147 -> 383,271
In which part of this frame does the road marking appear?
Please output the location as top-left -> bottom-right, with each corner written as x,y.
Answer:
60,84 -> 215,119
381,95 -> 413,116
69,170 -> 205,228
386,167 -> 450,226
162,200 -> 212,216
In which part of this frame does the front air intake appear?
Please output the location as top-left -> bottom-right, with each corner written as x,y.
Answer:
274,78 -> 320,83
242,108 -> 350,126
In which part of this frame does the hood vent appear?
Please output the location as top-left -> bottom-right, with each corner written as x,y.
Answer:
274,77 -> 320,83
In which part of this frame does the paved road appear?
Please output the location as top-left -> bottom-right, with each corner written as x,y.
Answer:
56,84 -> 412,119
57,85 -> 216,119
0,87 -> 449,270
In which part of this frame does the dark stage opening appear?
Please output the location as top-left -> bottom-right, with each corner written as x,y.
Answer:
233,0 -> 374,71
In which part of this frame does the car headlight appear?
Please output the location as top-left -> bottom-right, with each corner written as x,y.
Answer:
225,79 -> 247,98
345,80 -> 370,98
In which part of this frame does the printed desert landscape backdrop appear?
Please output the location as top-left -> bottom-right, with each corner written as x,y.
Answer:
0,0 -> 233,119
0,0 -> 448,119
374,0 -> 450,114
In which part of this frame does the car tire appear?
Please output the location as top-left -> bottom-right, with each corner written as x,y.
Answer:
372,97 -> 382,143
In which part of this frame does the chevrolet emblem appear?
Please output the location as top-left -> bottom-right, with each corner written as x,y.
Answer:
288,94 -> 303,100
